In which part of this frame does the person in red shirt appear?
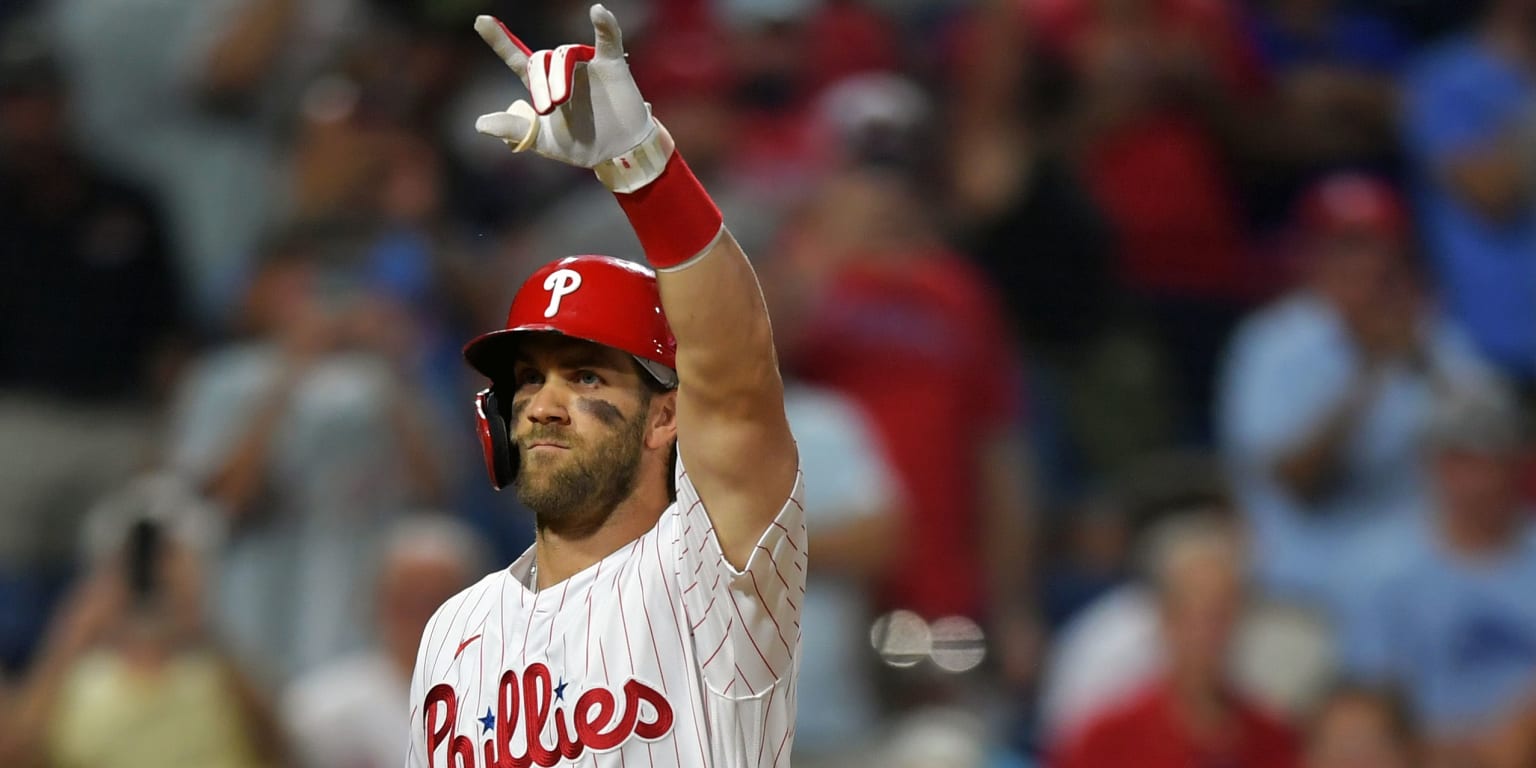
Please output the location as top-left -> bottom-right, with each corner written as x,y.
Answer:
768,166 -> 1038,685
1024,0 -> 1275,441
1051,512 -> 1299,768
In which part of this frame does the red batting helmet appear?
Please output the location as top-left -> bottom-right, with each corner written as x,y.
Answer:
462,255 -> 678,489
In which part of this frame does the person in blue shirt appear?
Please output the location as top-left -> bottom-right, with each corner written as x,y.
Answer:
1401,0 -> 1536,385
1342,376 -> 1536,760
1217,174 -> 1492,613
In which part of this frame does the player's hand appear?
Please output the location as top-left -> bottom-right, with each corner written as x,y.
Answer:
473,5 -> 653,169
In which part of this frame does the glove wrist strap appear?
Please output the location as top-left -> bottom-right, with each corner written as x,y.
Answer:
594,119 -> 674,193
609,121 -> 724,270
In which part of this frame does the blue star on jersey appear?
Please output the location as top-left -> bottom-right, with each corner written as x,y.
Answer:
479,707 -> 495,734
555,677 -> 568,701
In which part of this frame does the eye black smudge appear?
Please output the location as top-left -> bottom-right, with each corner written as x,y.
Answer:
577,397 -> 626,427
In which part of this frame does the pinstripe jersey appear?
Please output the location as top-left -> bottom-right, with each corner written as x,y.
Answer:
406,460 -> 806,768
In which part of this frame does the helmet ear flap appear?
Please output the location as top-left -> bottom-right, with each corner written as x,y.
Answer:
475,388 -> 518,489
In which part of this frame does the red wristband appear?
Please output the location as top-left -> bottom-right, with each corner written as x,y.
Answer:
613,153 -> 723,270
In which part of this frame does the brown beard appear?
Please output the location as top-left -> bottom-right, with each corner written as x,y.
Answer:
514,397 -> 648,538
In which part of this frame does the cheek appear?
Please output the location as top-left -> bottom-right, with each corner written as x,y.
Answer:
575,397 -> 627,427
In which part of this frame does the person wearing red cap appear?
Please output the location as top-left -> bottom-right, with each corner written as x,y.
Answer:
404,7 -> 803,768
1216,173 -> 1494,617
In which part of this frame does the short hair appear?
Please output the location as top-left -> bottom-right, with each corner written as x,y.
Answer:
630,358 -> 680,502
1136,511 -> 1244,595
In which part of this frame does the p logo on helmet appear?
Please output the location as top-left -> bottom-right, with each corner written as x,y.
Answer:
542,268 -> 583,318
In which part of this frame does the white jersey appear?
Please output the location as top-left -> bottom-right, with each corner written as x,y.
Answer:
406,460 -> 806,768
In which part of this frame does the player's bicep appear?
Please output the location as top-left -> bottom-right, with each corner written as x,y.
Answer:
675,392 -> 798,569
673,457 -> 806,698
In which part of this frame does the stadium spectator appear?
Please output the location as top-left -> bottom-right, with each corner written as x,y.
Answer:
283,516 -> 483,768
770,165 -> 1039,689
49,0 -> 363,322
1303,682 -> 1419,768
939,0 -> 1144,499
166,222 -> 449,680
1400,0 -> 1536,385
720,0 -> 900,197
1342,376 -> 1536,763
1049,512 -> 1300,768
1244,0 -> 1409,223
286,98 -> 535,565
1217,173 -> 1492,611
1038,454 -> 1233,740
1027,0 -> 1275,441
0,475 -> 288,768
0,30 -> 187,674
1041,453 -> 1335,744
783,382 -> 901,767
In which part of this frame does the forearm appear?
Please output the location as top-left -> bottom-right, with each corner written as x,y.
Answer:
1271,371 -> 1379,503
204,372 -> 300,512
596,122 -> 782,402
654,232 -> 782,406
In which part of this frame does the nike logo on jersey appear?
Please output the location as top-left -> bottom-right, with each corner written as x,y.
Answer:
454,634 -> 483,659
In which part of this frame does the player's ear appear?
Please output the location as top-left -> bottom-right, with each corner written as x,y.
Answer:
644,390 -> 677,451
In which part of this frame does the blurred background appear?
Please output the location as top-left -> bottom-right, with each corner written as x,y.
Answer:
1,0 -> 1535,766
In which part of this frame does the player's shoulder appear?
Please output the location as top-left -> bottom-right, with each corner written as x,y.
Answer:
426,568 -> 509,634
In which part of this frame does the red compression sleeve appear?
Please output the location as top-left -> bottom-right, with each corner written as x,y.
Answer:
613,153 -> 723,270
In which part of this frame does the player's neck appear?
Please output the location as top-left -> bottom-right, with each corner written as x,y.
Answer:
531,482 -> 670,590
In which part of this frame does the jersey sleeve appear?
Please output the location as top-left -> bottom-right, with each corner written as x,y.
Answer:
672,455 -> 807,699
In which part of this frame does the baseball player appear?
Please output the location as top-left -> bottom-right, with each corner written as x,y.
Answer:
404,6 -> 805,768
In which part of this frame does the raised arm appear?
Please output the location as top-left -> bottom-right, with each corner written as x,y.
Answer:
653,234 -> 798,567
472,5 -> 797,567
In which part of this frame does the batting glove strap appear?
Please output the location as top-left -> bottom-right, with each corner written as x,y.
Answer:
594,118 -> 674,193
613,143 -> 724,270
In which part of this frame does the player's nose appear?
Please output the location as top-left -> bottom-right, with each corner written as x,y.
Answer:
523,377 -> 572,425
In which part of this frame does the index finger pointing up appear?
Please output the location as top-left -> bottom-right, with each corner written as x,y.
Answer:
589,4 -> 625,60
475,15 -> 533,83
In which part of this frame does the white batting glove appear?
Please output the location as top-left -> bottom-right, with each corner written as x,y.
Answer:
474,5 -> 672,192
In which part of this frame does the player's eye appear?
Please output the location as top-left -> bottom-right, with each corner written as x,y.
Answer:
514,367 -> 544,390
574,369 -> 603,387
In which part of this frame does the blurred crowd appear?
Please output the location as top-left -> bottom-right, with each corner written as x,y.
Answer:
1,0 -> 1535,766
